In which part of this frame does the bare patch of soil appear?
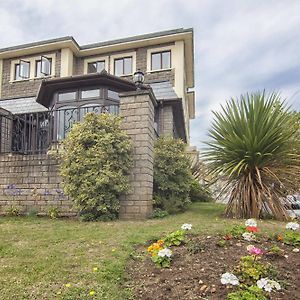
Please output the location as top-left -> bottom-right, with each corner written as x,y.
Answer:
126,235 -> 300,300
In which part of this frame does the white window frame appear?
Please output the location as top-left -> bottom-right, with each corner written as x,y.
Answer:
10,53 -> 56,82
83,55 -> 109,74
146,45 -> 174,73
110,51 -> 136,77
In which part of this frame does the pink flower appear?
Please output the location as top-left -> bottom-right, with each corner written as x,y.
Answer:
247,245 -> 263,255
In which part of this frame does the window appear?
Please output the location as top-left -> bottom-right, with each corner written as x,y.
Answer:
87,61 -> 105,73
81,89 -> 100,99
58,91 -> 77,102
151,51 -> 171,70
35,56 -> 52,77
14,60 -> 30,80
114,57 -> 132,76
108,90 -> 120,101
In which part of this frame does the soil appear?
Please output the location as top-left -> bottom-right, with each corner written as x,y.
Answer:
126,235 -> 300,300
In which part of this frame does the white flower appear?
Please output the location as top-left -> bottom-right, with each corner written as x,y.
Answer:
220,272 -> 239,286
257,278 -> 281,292
292,248 -> 299,253
242,232 -> 255,241
181,223 -> 193,230
286,222 -> 299,231
245,218 -> 257,227
158,248 -> 172,258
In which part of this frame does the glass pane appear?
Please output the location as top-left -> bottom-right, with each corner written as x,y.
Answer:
15,64 -> 21,80
35,61 -> 42,77
96,61 -> 105,72
114,59 -> 123,76
19,61 -> 30,79
57,107 -> 77,140
162,51 -> 171,69
58,91 -> 77,101
41,57 -> 51,75
108,90 -> 120,100
151,53 -> 161,70
124,57 -> 132,75
88,62 -> 97,73
81,89 -> 100,99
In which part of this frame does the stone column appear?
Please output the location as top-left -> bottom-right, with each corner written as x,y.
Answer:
119,90 -> 157,219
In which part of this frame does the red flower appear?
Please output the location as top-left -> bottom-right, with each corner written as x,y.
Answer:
246,226 -> 259,233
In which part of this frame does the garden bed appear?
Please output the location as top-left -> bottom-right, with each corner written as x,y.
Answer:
127,234 -> 300,299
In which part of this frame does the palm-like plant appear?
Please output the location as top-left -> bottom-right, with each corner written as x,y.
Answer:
204,92 -> 300,220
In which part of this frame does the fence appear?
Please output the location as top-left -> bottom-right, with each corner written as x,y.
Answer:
0,104 -> 119,154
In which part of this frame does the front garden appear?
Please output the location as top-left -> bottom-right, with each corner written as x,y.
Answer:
0,203 -> 299,299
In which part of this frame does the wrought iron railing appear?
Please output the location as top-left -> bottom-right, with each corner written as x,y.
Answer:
0,104 -> 119,154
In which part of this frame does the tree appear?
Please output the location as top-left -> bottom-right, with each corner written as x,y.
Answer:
60,113 -> 132,221
204,92 -> 300,220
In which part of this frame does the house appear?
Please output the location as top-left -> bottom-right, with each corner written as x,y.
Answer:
0,28 -> 195,219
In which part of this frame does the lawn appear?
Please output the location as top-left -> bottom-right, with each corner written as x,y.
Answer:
0,203 -> 288,300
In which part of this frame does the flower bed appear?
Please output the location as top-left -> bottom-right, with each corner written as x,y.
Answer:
127,220 -> 300,299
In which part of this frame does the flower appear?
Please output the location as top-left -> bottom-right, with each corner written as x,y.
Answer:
157,239 -> 164,245
65,283 -> 71,288
89,290 -> 95,296
286,222 -> 299,231
147,241 -> 164,256
181,223 -> 192,230
242,232 -> 255,241
246,226 -> 259,233
247,245 -> 263,255
245,219 -> 257,227
220,272 -> 239,286
277,234 -> 283,241
292,248 -> 299,253
157,248 -> 172,258
257,278 -> 281,292
93,267 -> 98,272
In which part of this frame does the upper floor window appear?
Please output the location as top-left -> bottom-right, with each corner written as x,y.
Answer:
14,60 -> 30,80
114,57 -> 132,76
35,56 -> 52,77
151,51 -> 171,71
87,61 -> 105,73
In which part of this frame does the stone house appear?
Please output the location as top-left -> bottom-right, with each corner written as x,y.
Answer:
0,28 -> 195,219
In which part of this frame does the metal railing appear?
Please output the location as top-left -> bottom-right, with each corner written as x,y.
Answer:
0,104 -> 119,154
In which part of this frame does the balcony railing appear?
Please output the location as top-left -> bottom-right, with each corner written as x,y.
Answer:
0,104 -> 119,155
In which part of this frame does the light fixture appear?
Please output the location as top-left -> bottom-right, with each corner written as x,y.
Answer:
133,70 -> 144,90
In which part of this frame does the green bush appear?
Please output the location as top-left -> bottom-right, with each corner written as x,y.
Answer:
189,179 -> 213,202
5,206 -> 20,216
153,137 -> 193,214
60,113 -> 132,221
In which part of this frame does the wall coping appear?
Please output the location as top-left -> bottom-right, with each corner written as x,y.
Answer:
119,89 -> 157,107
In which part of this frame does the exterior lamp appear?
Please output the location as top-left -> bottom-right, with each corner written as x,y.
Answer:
133,70 -> 144,90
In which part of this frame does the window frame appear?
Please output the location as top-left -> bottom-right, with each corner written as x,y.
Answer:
14,60 -> 30,80
87,60 -> 106,74
83,56 -> 109,74
35,56 -> 52,77
114,56 -> 133,76
151,50 -> 171,71
110,51 -> 136,77
146,46 -> 174,73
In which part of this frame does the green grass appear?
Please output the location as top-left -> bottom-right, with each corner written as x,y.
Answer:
0,203 -> 286,300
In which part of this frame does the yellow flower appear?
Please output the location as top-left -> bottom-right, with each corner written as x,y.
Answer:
93,267 -> 98,272
89,290 -> 95,296
65,283 -> 71,288
112,248 -> 116,252
157,239 -> 164,245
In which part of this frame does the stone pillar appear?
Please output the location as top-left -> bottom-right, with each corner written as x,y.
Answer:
119,90 -> 157,219
160,105 -> 174,136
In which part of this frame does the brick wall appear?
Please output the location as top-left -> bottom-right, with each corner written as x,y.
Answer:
0,154 -> 74,216
1,50 -> 61,99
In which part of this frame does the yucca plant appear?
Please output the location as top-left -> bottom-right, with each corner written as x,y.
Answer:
204,92 -> 300,220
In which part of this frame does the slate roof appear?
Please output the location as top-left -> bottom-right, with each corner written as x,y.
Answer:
149,81 -> 179,100
0,81 -> 179,114
0,97 -> 47,114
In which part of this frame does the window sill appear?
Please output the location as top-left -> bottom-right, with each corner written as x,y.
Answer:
9,75 -> 54,83
146,68 -> 173,74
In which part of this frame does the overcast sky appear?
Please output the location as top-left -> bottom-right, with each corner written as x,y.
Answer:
0,0 -> 299,148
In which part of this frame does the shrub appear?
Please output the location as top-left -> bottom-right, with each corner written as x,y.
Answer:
60,113 -> 132,221
153,137 -> 193,214
151,208 -> 169,219
48,207 -> 59,219
189,179 -> 213,202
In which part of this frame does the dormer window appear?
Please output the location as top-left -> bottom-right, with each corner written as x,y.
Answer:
14,60 -> 30,80
87,61 -> 105,73
35,56 -> 52,77
151,50 -> 171,71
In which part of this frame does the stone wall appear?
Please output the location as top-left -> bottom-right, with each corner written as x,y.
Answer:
1,50 -> 61,99
0,154 -> 74,216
